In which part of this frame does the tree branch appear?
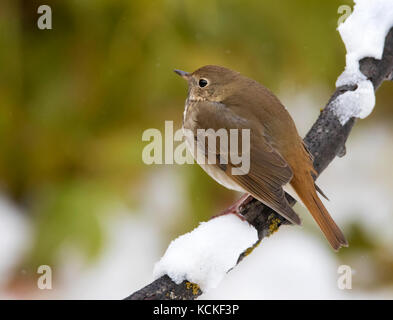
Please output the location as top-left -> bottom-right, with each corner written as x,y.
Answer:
125,27 -> 393,300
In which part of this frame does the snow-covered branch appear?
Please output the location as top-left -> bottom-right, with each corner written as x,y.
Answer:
126,4 -> 393,300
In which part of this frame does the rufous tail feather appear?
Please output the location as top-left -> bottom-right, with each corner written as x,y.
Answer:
291,177 -> 348,251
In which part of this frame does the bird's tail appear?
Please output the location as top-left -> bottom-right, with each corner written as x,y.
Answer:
291,176 -> 348,251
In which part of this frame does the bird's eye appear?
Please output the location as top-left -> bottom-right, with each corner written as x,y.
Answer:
199,78 -> 208,88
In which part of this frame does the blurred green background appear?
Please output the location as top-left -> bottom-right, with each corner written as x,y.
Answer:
0,0 -> 393,298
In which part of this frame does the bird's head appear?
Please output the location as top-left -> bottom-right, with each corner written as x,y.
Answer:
174,65 -> 243,103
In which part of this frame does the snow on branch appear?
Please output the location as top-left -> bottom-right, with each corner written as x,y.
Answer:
153,215 -> 258,292
125,12 -> 393,300
331,0 -> 393,124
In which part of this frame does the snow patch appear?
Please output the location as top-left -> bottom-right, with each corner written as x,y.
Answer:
332,0 -> 393,124
153,214 -> 258,291
331,79 -> 375,124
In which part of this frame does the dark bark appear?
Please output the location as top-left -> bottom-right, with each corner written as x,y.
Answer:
125,28 -> 393,300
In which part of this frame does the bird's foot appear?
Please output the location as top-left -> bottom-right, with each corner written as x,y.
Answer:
211,194 -> 253,222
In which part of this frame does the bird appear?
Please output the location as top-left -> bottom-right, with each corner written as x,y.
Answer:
174,65 -> 348,251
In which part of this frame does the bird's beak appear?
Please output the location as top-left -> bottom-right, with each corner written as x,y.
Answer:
174,69 -> 190,80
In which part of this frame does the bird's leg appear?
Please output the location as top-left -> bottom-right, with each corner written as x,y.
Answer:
212,193 -> 253,221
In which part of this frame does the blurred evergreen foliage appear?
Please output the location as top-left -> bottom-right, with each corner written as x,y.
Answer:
0,0 -> 392,269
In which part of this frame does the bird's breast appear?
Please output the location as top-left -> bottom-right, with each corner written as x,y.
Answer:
181,123 -> 245,193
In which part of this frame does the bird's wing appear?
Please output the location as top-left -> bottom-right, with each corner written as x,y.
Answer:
187,101 -> 301,225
